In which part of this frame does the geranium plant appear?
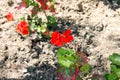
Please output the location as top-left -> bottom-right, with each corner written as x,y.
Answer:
104,53 -> 120,80
16,0 -> 56,39
57,48 -> 91,80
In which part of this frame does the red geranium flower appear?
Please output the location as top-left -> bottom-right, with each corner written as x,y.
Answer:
6,12 -> 13,21
16,20 -> 29,35
63,29 -> 73,43
50,29 -> 73,47
51,31 -> 64,46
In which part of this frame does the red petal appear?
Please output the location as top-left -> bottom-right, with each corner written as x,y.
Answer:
50,38 -> 57,44
6,12 -> 13,21
51,31 -> 64,46
63,29 -> 71,36
55,41 -> 63,46
55,35 -> 64,46
51,38 -> 63,47
63,35 -> 73,43
16,20 -> 29,35
51,31 -> 60,38
21,29 -> 29,35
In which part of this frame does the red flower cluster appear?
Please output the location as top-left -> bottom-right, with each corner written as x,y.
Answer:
6,12 -> 13,21
50,29 -> 73,46
36,0 -> 55,12
16,20 -> 29,35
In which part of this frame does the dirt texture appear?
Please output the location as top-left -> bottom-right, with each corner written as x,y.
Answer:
0,0 -> 120,80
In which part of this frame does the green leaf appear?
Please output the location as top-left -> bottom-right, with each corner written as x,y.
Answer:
26,0 -> 38,6
31,1 -> 38,6
37,33 -> 42,39
110,64 -> 117,72
29,22 -> 36,31
40,26 -> 46,33
115,69 -> 120,77
103,73 -> 109,80
36,26 -> 41,33
57,48 -> 68,56
20,17 -> 25,21
80,63 -> 91,74
50,0 -> 55,2
109,53 -> 120,66
67,49 -> 75,55
40,23 -> 47,32
107,73 -> 117,80
76,76 -> 83,80
34,23 -> 46,33
110,65 -> 120,77
37,18 -> 42,24
64,68 -> 71,74
26,0 -> 32,6
32,16 -> 42,24
57,48 -> 77,68
58,56 -> 73,68
57,48 -> 75,58
47,16 -> 56,23
117,0 -> 120,4
64,66 -> 75,75
47,16 -> 57,30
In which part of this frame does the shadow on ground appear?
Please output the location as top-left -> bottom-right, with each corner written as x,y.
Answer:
101,0 -> 120,10
0,62 -> 58,80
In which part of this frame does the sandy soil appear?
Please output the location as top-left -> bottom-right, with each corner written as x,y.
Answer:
0,0 -> 120,80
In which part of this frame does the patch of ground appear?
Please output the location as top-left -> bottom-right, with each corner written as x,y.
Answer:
0,0 -> 120,80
